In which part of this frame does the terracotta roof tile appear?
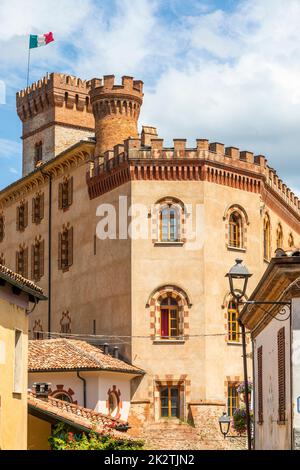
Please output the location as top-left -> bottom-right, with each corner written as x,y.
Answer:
28,338 -> 144,374
0,263 -> 46,299
28,392 -> 128,439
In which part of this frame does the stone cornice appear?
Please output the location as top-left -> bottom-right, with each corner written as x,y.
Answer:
0,141 -> 95,208
22,121 -> 95,140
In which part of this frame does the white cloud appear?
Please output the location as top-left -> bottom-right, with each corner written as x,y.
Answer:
0,139 -> 21,159
0,0 -> 299,194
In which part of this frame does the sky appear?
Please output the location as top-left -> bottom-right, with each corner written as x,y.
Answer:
0,0 -> 300,194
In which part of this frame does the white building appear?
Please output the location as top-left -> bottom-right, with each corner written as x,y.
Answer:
28,338 -> 144,422
240,249 -> 300,450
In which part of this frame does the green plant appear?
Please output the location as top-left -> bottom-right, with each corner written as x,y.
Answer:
48,423 -> 144,451
232,408 -> 253,435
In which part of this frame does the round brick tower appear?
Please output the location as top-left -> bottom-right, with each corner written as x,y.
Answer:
90,75 -> 144,157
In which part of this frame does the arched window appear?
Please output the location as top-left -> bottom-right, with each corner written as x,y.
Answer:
228,301 -> 240,343
228,212 -> 243,248
263,215 -> 271,260
160,297 -> 179,339
159,205 -> 180,242
52,391 -> 72,403
276,223 -> 283,249
288,232 -> 294,248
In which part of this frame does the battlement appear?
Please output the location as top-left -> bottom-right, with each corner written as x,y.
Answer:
16,73 -> 93,121
90,75 -> 143,101
88,136 -> 300,215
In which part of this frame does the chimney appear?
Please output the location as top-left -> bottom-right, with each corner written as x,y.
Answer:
113,346 -> 119,359
33,382 -> 51,400
103,343 -> 109,355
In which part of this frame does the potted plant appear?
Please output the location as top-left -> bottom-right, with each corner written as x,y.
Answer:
237,381 -> 253,404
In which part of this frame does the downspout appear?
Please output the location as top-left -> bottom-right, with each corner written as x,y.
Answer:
77,371 -> 87,408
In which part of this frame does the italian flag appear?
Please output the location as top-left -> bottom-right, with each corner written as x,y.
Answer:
29,32 -> 54,49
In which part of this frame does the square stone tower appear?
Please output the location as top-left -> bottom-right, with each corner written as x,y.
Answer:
16,73 -> 95,176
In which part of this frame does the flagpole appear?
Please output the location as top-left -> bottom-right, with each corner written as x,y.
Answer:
26,46 -> 31,88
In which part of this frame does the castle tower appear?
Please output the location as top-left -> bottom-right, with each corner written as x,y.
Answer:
16,73 -> 95,176
90,75 -> 144,157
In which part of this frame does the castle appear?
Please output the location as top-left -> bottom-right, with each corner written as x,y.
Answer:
0,72 -> 300,446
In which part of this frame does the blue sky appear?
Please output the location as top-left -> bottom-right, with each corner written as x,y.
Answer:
1,0 -> 300,194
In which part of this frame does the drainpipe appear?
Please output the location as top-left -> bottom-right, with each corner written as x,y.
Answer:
77,371 -> 87,408
41,169 -> 52,339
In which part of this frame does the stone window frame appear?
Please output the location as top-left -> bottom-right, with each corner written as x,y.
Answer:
16,243 -> 28,279
32,319 -> 44,340
58,223 -> 74,272
58,176 -> 74,212
225,379 -> 241,417
31,235 -> 44,282
106,385 -> 122,420
16,200 -> 28,232
0,212 -> 5,242
263,212 -> 272,261
49,385 -> 77,404
151,197 -> 187,246
147,285 -> 192,343
32,192 -> 44,225
223,204 -> 249,252
60,310 -> 72,335
151,375 -> 191,422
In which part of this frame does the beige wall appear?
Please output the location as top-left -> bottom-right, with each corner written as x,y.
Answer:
0,291 -> 28,450
28,415 -> 51,450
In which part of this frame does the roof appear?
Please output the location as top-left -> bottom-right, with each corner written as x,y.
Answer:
240,249 -> 300,335
28,392 -> 128,439
0,264 -> 46,301
28,338 -> 144,374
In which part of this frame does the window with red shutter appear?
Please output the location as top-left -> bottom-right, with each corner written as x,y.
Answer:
277,327 -> 286,423
257,346 -> 263,424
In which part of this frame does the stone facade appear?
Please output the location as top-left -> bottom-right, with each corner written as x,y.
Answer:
1,72 -> 300,448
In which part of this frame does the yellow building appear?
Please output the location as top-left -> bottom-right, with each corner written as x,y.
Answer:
0,264 -> 46,450
0,72 -> 300,448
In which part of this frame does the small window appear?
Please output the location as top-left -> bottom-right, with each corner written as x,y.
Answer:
52,392 -> 72,403
58,177 -> 73,211
16,246 -> 28,278
263,215 -> 271,260
14,330 -> 23,394
58,226 -> 73,271
32,193 -> 44,224
276,224 -> 283,249
228,212 -> 243,248
60,311 -> 71,335
16,202 -> 28,232
160,297 -> 179,339
227,301 -> 241,343
160,386 -> 179,418
34,142 -> 43,166
227,383 -> 239,416
0,215 -> 4,242
288,233 -> 294,248
31,238 -> 44,282
159,205 -> 180,242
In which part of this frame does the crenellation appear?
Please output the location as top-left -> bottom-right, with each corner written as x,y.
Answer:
225,147 -> 239,159
173,139 -> 187,152
196,139 -> 209,151
141,126 -> 158,147
209,142 -> 225,154
240,151 -> 254,163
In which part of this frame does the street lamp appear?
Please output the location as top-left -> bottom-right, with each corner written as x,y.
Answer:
225,259 -> 252,451
219,412 -> 231,439
225,258 -> 252,300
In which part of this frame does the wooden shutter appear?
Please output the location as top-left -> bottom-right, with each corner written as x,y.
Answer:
16,251 -> 19,273
68,177 -> 73,207
32,198 -> 36,223
16,206 -> 20,231
58,183 -> 63,209
257,346 -> 263,423
278,327 -> 286,422
39,240 -> 45,278
31,245 -> 35,279
24,202 -> 28,229
68,227 -> 73,267
40,193 -> 44,221
58,232 -> 62,270
23,247 -> 28,279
